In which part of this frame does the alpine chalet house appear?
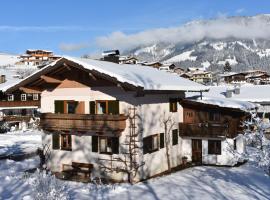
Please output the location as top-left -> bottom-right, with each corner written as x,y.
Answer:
6,56 -> 208,182
179,97 -> 255,166
16,49 -> 61,67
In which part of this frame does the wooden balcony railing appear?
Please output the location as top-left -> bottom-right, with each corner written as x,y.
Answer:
179,122 -> 229,138
0,101 -> 40,107
40,113 -> 128,133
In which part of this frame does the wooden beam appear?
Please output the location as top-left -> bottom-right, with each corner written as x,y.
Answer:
41,75 -> 62,84
20,87 -> 42,94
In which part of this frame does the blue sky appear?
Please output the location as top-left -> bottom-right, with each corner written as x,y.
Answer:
0,0 -> 269,56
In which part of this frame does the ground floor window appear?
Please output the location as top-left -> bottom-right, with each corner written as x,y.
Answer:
208,140 -> 221,155
92,136 -> 119,154
61,134 -> 72,151
52,134 -> 72,151
143,134 -> 159,154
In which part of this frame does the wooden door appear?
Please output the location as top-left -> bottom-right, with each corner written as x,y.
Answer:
192,139 -> 202,164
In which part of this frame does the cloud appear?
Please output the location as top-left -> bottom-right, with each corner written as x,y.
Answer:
59,42 -> 89,52
236,8 -> 245,14
96,15 -> 270,50
0,26 -> 104,32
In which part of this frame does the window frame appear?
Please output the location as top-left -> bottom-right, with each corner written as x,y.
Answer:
60,134 -> 72,151
21,94 -> 27,101
209,112 -> 221,122
7,94 -> 14,101
169,98 -> 178,112
143,134 -> 159,154
33,93 -> 39,101
208,140 -> 221,155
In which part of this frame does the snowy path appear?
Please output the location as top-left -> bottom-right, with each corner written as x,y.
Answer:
0,130 -> 42,157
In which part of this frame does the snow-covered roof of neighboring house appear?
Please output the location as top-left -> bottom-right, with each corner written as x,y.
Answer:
188,84 -> 270,103
6,57 -> 209,93
190,96 -> 257,112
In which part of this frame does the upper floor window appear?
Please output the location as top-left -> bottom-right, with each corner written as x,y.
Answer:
33,93 -> 39,101
21,94 -> 27,101
209,112 -> 220,121
169,98 -> 178,112
7,94 -> 14,101
90,100 -> 119,115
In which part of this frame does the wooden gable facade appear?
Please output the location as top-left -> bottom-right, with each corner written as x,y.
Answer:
179,100 -> 248,139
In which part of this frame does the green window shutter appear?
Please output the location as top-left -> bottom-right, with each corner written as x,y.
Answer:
54,100 -> 64,114
111,137 -> 119,154
172,129 -> 178,145
108,100 -> 119,115
52,134 -> 60,149
92,136 -> 98,152
90,101 -> 96,114
160,133 -> 164,149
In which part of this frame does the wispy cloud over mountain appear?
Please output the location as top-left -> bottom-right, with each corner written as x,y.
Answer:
96,14 -> 270,50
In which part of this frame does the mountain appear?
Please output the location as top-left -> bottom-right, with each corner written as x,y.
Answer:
124,14 -> 270,72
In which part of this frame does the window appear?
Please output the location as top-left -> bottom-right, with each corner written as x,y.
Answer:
208,140 -> 221,155
209,112 -> 220,121
169,99 -> 178,112
92,136 -> 119,154
7,94 -> 14,101
33,93 -> 39,101
52,134 -> 60,150
143,134 -> 159,154
97,101 -> 107,114
54,100 -> 64,114
172,129 -> 178,145
60,134 -> 72,151
160,133 -> 164,149
21,94 -> 27,101
67,101 -> 78,114
234,139 -> 237,150
92,100 -> 119,115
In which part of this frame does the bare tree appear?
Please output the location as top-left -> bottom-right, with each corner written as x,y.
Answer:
99,106 -> 144,184
160,113 -> 175,172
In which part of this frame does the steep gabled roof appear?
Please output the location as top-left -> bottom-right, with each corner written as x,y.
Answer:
6,56 -> 209,93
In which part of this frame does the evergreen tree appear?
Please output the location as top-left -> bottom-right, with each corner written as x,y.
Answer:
224,61 -> 232,72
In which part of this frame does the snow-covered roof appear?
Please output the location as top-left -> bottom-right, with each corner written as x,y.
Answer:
191,96 -> 256,112
9,57 -> 207,92
188,84 -> 270,103
66,57 -> 208,91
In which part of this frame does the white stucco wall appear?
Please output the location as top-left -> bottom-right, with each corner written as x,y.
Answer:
41,86 -> 185,181
181,135 -> 245,166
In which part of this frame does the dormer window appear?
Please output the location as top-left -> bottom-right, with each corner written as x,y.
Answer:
21,94 -> 27,101
7,94 -> 14,101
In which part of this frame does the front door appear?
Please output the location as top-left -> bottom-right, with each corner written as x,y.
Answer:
192,139 -> 202,164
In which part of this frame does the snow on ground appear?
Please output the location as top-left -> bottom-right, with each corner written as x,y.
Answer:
0,53 -> 19,66
165,50 -> 197,63
0,130 -> 42,157
0,156 -> 269,200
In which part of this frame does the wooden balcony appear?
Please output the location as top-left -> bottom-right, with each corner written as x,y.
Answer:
179,122 -> 229,138
0,101 -> 40,107
40,113 -> 128,133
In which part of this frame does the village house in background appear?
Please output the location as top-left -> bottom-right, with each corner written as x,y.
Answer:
16,49 -> 61,67
219,70 -> 270,84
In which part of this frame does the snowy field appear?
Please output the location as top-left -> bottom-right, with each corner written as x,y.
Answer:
0,130 -> 42,157
0,156 -> 269,200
